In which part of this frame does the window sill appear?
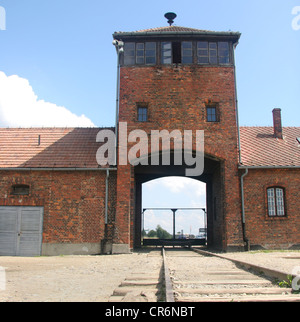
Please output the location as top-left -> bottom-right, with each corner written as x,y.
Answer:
265,215 -> 288,220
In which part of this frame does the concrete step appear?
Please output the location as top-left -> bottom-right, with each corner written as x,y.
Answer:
121,279 -> 161,287
122,290 -> 158,302
113,287 -> 159,296
125,275 -> 161,281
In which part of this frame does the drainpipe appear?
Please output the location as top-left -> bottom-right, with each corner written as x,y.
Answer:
240,167 -> 249,251
112,39 -> 124,166
102,169 -> 110,254
233,43 -> 242,164
233,42 -> 248,250
105,169 -> 110,225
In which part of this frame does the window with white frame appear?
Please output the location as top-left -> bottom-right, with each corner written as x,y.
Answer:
267,187 -> 286,217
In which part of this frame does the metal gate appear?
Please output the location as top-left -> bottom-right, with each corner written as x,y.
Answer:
0,207 -> 44,256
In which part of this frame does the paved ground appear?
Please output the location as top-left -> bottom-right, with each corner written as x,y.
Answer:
0,249 -> 299,302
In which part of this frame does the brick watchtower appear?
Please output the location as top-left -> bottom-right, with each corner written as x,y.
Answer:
111,14 -> 243,253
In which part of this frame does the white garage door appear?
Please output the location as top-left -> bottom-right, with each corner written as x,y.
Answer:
0,207 -> 43,257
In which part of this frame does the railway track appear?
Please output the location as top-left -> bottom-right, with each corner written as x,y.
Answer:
165,248 -> 300,302
108,247 -> 300,302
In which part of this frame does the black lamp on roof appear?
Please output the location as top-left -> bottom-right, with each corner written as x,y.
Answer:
164,12 -> 177,26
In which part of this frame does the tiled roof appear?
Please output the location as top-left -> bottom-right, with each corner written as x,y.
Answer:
0,128 -> 114,169
133,26 -> 210,33
240,127 -> 300,167
0,126 -> 299,169
113,25 -> 241,38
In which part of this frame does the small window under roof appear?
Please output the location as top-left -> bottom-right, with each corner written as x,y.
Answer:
11,184 -> 30,196
297,137 -> 300,144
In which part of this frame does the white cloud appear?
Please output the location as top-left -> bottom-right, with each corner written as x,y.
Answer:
0,71 -> 95,127
142,177 -> 206,234
145,176 -> 206,195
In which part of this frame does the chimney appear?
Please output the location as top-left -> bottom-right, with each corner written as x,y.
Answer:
272,108 -> 283,139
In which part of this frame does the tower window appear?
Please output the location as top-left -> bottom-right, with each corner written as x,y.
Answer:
206,106 -> 219,122
197,41 -> 230,65
209,42 -> 218,64
136,42 -> 156,65
137,106 -> 148,122
161,42 -> 172,64
172,42 -> 181,64
218,42 -> 230,64
123,41 -> 230,66
182,42 -> 193,64
124,42 -> 135,65
162,41 -> 192,64
136,43 -> 145,64
267,187 -> 286,217
125,42 -> 156,65
197,41 -> 209,64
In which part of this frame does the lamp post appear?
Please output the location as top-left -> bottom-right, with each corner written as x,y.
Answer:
171,209 -> 178,240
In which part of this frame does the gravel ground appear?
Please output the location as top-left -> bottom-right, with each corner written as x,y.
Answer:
0,251 -> 162,302
0,249 -> 299,302
220,251 -> 300,276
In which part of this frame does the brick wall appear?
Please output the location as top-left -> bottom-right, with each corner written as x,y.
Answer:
0,170 -> 116,249
243,168 -> 300,249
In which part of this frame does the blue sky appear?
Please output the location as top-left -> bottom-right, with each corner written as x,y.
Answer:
0,0 -> 299,234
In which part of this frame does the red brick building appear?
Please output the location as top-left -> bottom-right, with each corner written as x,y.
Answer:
0,20 -> 299,256
239,110 -> 300,250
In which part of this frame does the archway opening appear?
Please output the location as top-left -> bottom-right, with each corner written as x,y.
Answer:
142,177 -> 206,245
133,155 -> 224,250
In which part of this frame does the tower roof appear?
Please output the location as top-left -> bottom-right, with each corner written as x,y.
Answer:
113,25 -> 241,42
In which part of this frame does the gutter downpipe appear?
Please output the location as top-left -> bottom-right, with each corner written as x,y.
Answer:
113,39 -> 124,166
105,169 -> 110,225
241,167 -> 249,251
233,40 -> 249,250
114,50 -> 120,166
101,169 -> 110,254
233,42 -> 242,164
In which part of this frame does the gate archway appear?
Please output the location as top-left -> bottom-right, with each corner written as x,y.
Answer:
133,154 -> 225,249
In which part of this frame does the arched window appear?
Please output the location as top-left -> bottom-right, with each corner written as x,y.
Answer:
267,187 -> 286,217
11,184 -> 30,196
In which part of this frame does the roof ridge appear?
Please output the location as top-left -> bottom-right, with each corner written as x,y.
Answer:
114,26 -> 241,36
0,127 -> 115,130
136,25 -> 209,32
240,126 -> 300,129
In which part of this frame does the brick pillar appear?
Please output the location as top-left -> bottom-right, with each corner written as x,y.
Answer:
113,164 -> 132,253
272,108 -> 283,139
